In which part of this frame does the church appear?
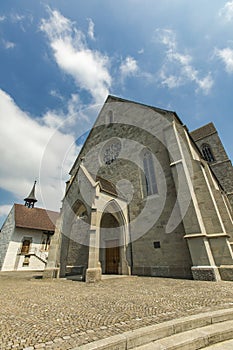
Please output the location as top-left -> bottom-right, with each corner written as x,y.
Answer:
44,95 -> 233,283
0,182 -> 59,271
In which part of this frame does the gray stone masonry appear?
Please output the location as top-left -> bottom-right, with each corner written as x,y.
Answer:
191,124 -> 233,209
56,97 -> 233,282
0,206 -> 14,269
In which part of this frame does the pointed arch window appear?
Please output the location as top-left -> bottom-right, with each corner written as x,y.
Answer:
142,150 -> 158,196
201,144 -> 215,162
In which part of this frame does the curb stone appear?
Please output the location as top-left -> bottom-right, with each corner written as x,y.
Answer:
73,308 -> 233,350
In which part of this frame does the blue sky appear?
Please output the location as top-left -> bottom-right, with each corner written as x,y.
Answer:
1,0 -> 233,225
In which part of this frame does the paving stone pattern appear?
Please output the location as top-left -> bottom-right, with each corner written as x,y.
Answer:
1,272 -> 233,350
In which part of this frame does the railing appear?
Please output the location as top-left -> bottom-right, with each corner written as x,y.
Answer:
17,247 -> 48,263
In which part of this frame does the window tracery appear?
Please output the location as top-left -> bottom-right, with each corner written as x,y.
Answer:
142,149 -> 158,196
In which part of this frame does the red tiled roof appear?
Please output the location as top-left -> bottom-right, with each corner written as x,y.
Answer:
14,204 -> 59,231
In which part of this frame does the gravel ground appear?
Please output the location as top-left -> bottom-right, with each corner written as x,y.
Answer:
1,271 -> 233,350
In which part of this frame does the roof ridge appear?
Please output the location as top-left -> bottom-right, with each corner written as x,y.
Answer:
14,203 -> 59,214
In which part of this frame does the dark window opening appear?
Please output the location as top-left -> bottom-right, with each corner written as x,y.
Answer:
153,241 -> 161,249
201,144 -> 215,162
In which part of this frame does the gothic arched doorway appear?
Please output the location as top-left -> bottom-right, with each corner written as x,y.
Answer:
99,202 -> 130,275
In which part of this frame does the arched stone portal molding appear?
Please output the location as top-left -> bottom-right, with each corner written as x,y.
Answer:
99,200 -> 131,276
68,164 -> 130,282
86,198 -> 130,282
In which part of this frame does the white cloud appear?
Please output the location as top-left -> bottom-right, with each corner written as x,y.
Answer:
10,13 -> 25,23
40,9 -> 111,104
120,56 -> 139,78
156,28 -> 176,51
171,52 -> 192,66
156,28 -> 213,94
41,110 -> 65,129
50,89 -> 64,101
0,16 -> 6,22
3,40 -> 15,49
9,12 -> 33,32
160,73 -> 183,89
197,74 -> 214,93
0,205 -> 12,219
87,18 -> 95,40
219,1 -> 233,21
42,93 -> 88,132
40,9 -> 72,39
215,47 -> 233,73
0,89 -> 80,213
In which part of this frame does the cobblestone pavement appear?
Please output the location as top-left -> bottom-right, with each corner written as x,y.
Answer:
1,272 -> 233,350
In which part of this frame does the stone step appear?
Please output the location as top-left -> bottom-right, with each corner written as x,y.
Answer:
204,339 -> 233,349
134,319 -> 233,349
75,308 -> 233,350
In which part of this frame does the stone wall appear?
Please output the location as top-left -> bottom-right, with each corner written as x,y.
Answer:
62,98 -> 194,278
59,173 -> 93,276
58,97 -> 233,280
192,127 -> 233,208
0,206 -> 14,269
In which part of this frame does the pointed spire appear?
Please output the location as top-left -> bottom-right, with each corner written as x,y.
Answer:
24,181 -> 37,208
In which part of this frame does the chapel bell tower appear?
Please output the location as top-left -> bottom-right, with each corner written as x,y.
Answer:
24,181 -> 38,208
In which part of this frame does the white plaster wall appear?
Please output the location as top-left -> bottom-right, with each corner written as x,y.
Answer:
17,255 -> 45,271
2,227 -> 47,271
1,240 -> 19,270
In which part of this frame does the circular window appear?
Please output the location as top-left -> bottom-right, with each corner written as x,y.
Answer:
102,139 -> 121,165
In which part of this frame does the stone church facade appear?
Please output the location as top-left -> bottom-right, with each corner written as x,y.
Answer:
44,96 -> 233,282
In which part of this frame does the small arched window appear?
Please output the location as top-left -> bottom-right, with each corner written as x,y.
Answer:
143,150 -> 158,196
201,144 -> 215,162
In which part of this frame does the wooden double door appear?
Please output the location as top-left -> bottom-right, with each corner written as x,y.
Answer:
105,239 -> 120,274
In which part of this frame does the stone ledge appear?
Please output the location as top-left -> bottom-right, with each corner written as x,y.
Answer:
184,233 -> 229,239
134,319 -> 233,349
74,308 -> 233,350
73,334 -> 127,350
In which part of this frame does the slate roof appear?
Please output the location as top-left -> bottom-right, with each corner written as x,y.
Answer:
190,122 -> 217,141
96,175 -> 118,197
14,204 -> 59,231
89,173 -> 124,198
24,181 -> 37,204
